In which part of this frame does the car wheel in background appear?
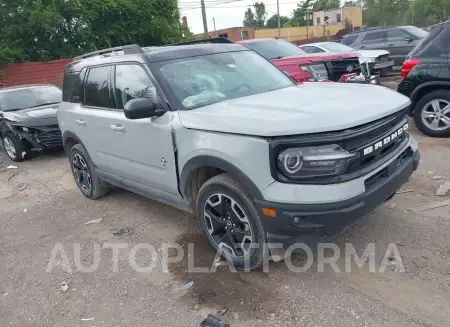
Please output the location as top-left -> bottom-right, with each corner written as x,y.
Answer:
69,144 -> 110,199
2,132 -> 28,162
413,90 -> 450,137
196,174 -> 267,271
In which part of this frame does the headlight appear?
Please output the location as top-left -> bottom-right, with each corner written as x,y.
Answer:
359,57 -> 376,64
300,63 -> 329,81
277,144 -> 356,179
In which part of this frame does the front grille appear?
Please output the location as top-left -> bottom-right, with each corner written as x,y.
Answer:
37,130 -> 63,148
377,55 -> 391,63
326,59 -> 361,81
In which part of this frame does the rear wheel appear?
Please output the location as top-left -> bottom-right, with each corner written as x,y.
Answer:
2,132 -> 28,162
414,90 -> 450,137
69,144 -> 110,199
196,174 -> 267,270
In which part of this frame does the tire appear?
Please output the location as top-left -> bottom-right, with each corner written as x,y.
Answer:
2,132 -> 28,162
196,173 -> 267,271
68,144 -> 110,199
413,90 -> 450,137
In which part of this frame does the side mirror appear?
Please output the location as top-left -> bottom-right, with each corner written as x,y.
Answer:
124,98 -> 164,120
403,36 -> 414,43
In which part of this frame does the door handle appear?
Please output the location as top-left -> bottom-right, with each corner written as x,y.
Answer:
388,44 -> 395,47
111,124 -> 126,133
76,119 -> 86,126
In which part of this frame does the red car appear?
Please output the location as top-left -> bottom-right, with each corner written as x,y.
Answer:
237,38 -> 366,84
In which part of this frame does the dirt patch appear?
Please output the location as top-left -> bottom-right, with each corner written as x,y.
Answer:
168,232 -> 280,321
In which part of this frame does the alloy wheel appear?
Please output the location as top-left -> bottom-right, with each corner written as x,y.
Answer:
203,193 -> 253,258
3,137 -> 16,159
421,99 -> 450,131
72,153 -> 92,193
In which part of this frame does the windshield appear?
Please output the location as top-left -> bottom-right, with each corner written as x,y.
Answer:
401,26 -> 429,39
156,50 -> 294,110
0,86 -> 62,111
320,42 -> 355,52
247,39 -> 307,60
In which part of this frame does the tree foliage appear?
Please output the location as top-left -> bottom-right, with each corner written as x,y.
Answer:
266,14 -> 290,28
242,2 -> 267,29
291,0 -> 313,27
312,0 -> 340,11
0,0 -> 182,64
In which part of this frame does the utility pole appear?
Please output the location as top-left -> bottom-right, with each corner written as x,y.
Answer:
411,0 -> 414,25
277,0 -> 281,38
201,0 -> 208,36
213,17 -> 217,32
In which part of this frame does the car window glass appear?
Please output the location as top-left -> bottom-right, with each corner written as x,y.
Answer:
302,46 -> 325,53
84,66 -> 112,108
410,25 -> 442,57
341,34 -> 359,46
114,64 -> 157,110
362,31 -> 387,44
0,86 -> 61,111
387,29 -> 408,41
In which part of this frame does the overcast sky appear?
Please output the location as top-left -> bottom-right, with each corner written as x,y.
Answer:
178,0 -> 346,34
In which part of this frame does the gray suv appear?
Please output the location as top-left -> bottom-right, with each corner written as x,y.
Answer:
342,26 -> 428,67
58,41 -> 420,270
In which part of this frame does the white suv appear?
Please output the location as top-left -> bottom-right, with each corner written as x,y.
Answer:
58,41 -> 420,270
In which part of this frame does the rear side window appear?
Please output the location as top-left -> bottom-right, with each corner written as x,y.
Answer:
114,64 -> 157,110
409,25 -> 443,57
341,34 -> 359,46
84,66 -> 112,108
362,31 -> 387,44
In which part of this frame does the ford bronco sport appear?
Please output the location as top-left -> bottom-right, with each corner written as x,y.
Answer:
59,40 -> 420,270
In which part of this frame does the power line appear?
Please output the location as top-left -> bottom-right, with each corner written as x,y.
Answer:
179,0 -> 246,8
179,1 -> 301,11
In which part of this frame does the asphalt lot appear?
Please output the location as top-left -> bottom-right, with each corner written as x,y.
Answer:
1,116 -> 449,325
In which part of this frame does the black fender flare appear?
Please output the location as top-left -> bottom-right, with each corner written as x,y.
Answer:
410,81 -> 450,112
179,155 -> 264,201
62,131 -> 88,153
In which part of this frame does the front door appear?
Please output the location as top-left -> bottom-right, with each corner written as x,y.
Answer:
386,29 -> 416,66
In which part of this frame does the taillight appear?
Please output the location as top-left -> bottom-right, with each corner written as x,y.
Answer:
401,59 -> 421,79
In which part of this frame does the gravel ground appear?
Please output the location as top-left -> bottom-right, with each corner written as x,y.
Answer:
0,124 -> 449,327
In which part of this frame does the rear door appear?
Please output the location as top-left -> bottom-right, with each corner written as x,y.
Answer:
386,29 -> 416,66
360,31 -> 388,52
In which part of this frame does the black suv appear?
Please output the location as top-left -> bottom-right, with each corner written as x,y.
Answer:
341,26 -> 428,67
397,21 -> 450,137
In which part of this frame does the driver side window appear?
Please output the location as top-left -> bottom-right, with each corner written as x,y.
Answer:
114,64 -> 157,110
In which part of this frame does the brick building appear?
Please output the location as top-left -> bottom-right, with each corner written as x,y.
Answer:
207,27 -> 254,42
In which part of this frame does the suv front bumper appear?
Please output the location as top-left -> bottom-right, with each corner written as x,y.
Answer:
255,147 -> 420,244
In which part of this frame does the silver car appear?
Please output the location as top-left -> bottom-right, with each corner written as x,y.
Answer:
58,41 -> 420,270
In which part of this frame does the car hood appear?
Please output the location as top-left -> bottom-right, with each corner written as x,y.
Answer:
2,103 -> 59,127
353,49 -> 390,58
178,83 -> 410,137
271,51 -> 360,65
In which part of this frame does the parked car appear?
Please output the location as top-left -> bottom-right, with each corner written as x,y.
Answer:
341,26 -> 429,67
0,84 -> 63,161
299,41 -> 394,76
236,38 -> 365,83
397,21 -> 450,137
59,41 -> 420,270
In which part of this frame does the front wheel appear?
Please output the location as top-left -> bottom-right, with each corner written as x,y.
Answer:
2,132 -> 28,162
413,90 -> 450,137
196,174 -> 267,270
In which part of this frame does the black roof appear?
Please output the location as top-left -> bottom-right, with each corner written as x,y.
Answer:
344,25 -> 415,35
67,38 -> 248,71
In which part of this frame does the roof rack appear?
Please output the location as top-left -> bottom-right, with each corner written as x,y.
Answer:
169,37 -> 233,46
74,44 -> 143,61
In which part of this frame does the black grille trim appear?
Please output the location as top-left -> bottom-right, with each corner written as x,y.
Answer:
37,130 -> 63,148
326,58 -> 362,81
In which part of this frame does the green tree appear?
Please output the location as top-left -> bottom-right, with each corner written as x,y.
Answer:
313,0 -> 340,11
242,2 -> 267,29
243,8 -> 257,27
291,0 -> 313,27
0,0 -> 183,64
266,14 -> 290,28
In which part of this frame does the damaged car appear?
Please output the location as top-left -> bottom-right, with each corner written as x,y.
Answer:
0,85 -> 63,162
